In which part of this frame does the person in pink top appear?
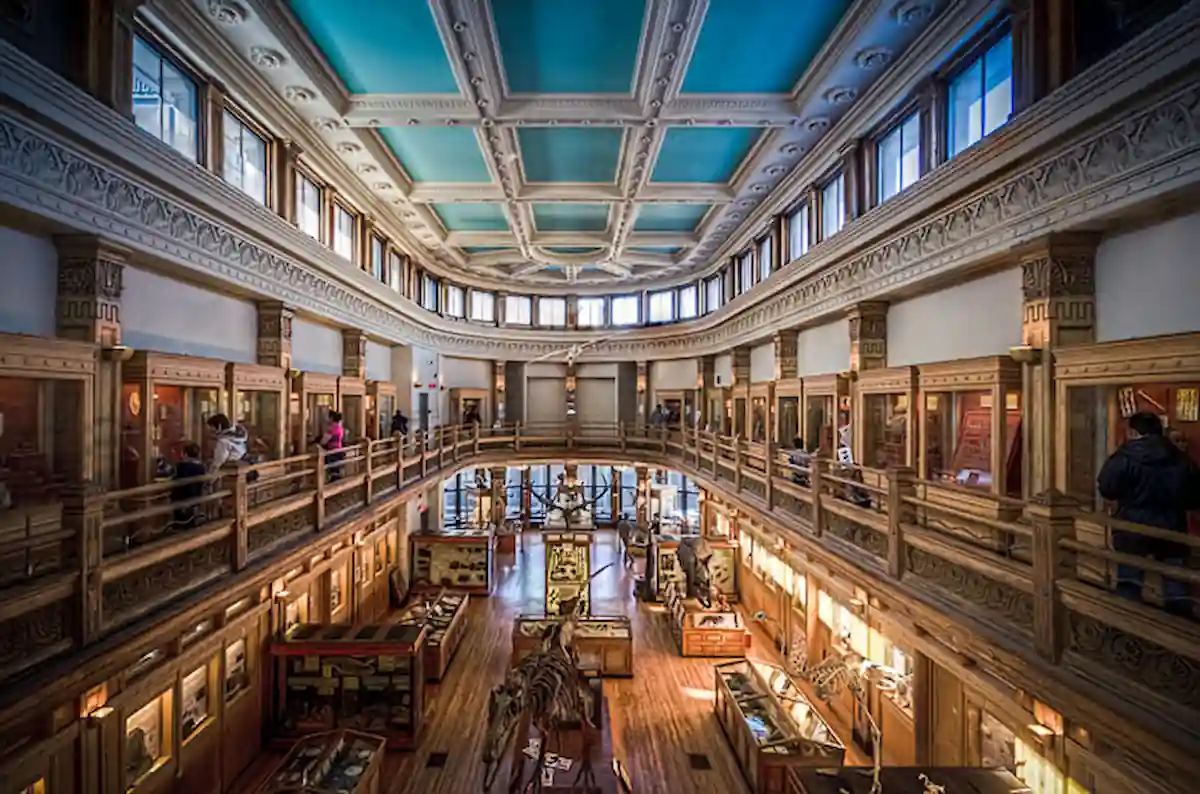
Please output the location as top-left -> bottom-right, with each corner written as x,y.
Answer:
316,410 -> 345,481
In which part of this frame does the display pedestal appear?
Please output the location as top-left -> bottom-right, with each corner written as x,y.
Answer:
544,532 -> 593,616
506,681 -> 622,794
512,615 -> 633,677
395,591 -> 469,682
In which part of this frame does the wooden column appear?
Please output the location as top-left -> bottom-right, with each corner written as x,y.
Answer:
1025,489 -> 1077,662
489,466 -> 507,528
732,348 -> 751,435
1012,0 -> 1077,113
492,360 -> 506,427
203,80 -> 228,176
342,329 -> 368,380
636,361 -> 649,424
1019,233 -> 1097,495
256,301 -> 294,370
55,235 -> 127,489
68,0 -> 141,115
635,464 -> 650,525
699,355 -> 715,430
848,301 -> 888,373
839,138 -> 865,224
774,332 -> 797,382
271,140 -> 303,222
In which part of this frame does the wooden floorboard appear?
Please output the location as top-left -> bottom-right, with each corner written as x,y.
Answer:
244,530 -> 863,793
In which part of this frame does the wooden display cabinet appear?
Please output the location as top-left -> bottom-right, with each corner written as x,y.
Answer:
787,767 -> 1028,794
855,366 -> 917,470
395,590 -> 469,682
544,531 -> 593,616
121,352 -> 226,487
270,623 -> 426,749
410,529 -> 494,595
653,389 -> 692,426
338,377 -> 367,446
706,387 -> 731,434
448,387 -> 489,426
366,380 -> 397,440
917,357 -> 1022,496
775,379 -> 803,449
801,374 -> 850,457
747,383 -> 771,445
226,363 -> 287,461
512,615 -> 633,677
258,729 -> 386,794
650,535 -> 738,602
290,372 -> 338,455
0,333 -> 93,509
714,659 -> 845,794
665,580 -> 748,657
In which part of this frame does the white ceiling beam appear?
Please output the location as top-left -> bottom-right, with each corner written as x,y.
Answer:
343,95 -> 479,126
597,262 -> 633,278
659,95 -> 799,126
446,231 -> 517,246
638,183 -> 735,203
625,232 -> 697,246
409,183 -> 507,203
495,97 -> 644,123
529,232 -> 612,246
517,184 -> 626,201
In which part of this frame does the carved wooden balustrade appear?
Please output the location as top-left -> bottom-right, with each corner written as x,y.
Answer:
0,421 -> 1196,749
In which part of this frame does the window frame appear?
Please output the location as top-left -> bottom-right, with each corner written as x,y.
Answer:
819,171 -> 845,241
875,110 -> 923,204
785,202 -> 810,263
576,297 -> 606,328
294,167 -> 324,242
704,274 -> 723,314
757,235 -> 773,281
221,106 -> 270,205
131,28 -> 203,164
678,284 -> 698,320
332,201 -> 358,263
444,284 -> 465,318
537,296 -> 567,328
505,295 -> 532,325
387,250 -> 404,292
610,295 -> 640,327
737,250 -> 755,295
421,273 -> 439,312
469,290 -> 495,323
647,290 -> 675,324
370,235 -> 386,282
941,19 -> 1014,161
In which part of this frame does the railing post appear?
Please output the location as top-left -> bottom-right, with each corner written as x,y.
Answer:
515,422 -> 522,453
419,430 -> 428,479
437,427 -> 445,470
886,466 -> 916,578
233,472 -> 248,571
474,424 -> 481,456
451,424 -> 459,463
396,435 -> 404,490
1026,489 -> 1077,664
733,435 -> 742,492
810,456 -> 825,537
619,421 -> 627,453
710,432 -> 718,477
64,483 -> 104,647
764,440 -> 774,510
314,448 -> 326,531
363,440 -> 374,506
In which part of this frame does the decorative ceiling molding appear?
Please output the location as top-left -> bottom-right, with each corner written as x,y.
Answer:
173,0 -> 946,289
2,5 -> 1197,359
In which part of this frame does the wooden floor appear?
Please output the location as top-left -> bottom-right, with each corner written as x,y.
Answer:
242,531 -> 862,793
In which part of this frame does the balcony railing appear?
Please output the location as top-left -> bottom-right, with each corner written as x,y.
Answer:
0,422 -> 1197,745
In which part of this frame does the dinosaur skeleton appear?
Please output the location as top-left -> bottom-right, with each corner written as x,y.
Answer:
526,332 -> 636,367
482,568 -> 612,793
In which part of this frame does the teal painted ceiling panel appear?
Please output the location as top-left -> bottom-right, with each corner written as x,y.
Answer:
651,127 -> 762,183
433,203 -> 510,232
519,128 -> 624,183
494,0 -> 646,93
378,127 -> 491,183
288,1 -> 459,93
533,204 -> 611,232
634,204 -> 711,232
682,0 -> 852,93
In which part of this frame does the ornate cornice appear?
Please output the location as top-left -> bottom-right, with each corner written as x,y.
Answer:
0,11 -> 1198,361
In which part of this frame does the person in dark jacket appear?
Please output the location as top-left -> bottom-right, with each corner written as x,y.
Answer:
171,443 -> 207,529
390,410 -> 408,437
1097,412 -> 1200,615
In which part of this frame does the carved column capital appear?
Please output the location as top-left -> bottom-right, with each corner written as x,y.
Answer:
54,235 -> 128,346
342,329 -> 368,380
256,301 -> 294,369
774,331 -> 798,381
847,301 -> 888,372
732,348 -> 751,386
1018,233 -> 1099,349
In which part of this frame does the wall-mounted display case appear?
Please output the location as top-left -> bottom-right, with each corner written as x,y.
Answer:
270,623 -> 426,749
410,529 -> 494,595
290,372 -> 338,455
121,352 -> 226,487
775,379 -> 803,449
750,383 -> 771,444
918,357 -> 1022,496
366,381 -> 397,440
226,362 -> 288,461
787,767 -> 1029,794
449,387 -> 490,426
395,590 -> 469,682
512,615 -> 633,677
338,376 -> 367,446
855,366 -> 917,470
259,729 -> 386,794
544,531 -> 592,616
801,374 -> 850,457
714,660 -> 845,794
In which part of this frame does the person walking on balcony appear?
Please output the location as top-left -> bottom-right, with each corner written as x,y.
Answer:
650,404 -> 666,427
171,443 -> 207,530
391,410 -> 408,438
317,410 -> 346,482
789,438 -> 813,487
1097,412 -> 1200,617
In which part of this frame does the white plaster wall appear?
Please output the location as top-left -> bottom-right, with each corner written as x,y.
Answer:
750,342 -> 775,383
577,362 -> 619,379
577,378 -> 618,424
526,377 -> 567,424
123,267 -> 258,362
365,341 -> 392,382
410,346 -> 440,428
0,227 -> 57,337
651,359 -> 698,392
527,362 -> 568,378
291,317 -> 344,374
1095,211 -> 1200,342
714,354 -> 734,387
441,356 -> 492,389
390,346 -> 413,414
797,318 -> 851,377
886,268 -> 1022,366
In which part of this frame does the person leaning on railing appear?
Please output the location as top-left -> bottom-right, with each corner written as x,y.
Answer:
1097,411 -> 1200,617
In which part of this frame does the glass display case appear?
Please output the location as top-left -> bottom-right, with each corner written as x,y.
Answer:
776,381 -> 803,448
750,387 -> 770,444
654,390 -> 686,426
801,374 -> 850,457
714,660 -> 845,793
180,663 -> 210,741
650,535 -> 738,602
290,372 -> 338,455
125,689 -> 174,790
366,381 -> 397,439
226,363 -> 287,461
259,729 -> 386,794
544,531 -> 592,616
270,623 -> 426,749
512,614 -> 633,677
734,395 -> 748,437
918,357 -> 1022,495
394,590 -> 469,682
122,352 -> 226,487
338,377 -> 366,446
410,528 -> 494,595
449,388 -> 489,426
856,367 -> 916,471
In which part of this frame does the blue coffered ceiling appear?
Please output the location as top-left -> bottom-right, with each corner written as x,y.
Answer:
268,0 -> 941,286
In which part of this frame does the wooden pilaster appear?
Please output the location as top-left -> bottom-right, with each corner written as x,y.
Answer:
69,0 -> 141,116
342,329 -> 368,380
255,301 -> 294,370
848,301 -> 888,373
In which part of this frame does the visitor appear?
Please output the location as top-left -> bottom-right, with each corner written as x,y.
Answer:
650,404 -> 666,427
316,410 -> 345,482
390,410 -> 408,437
789,437 -> 813,487
1097,412 -> 1200,616
207,413 -> 249,473
171,442 -> 207,529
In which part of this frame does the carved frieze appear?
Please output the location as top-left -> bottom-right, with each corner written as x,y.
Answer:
848,301 -> 888,372
774,332 -> 798,381
905,547 -> 1035,629
825,512 -> 889,559
54,236 -> 127,346
1068,612 -> 1200,710
0,600 -> 69,679
1019,235 -> 1098,349
101,541 -> 232,628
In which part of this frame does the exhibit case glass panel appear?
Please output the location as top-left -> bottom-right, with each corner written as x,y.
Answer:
263,729 -> 386,794
0,374 -> 83,506
924,390 -> 1020,490
236,389 -> 281,460
777,394 -> 800,446
750,396 -> 768,442
125,690 -> 173,789
180,664 -> 210,741
225,638 -> 249,703
863,393 -> 910,469
410,529 -> 493,594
